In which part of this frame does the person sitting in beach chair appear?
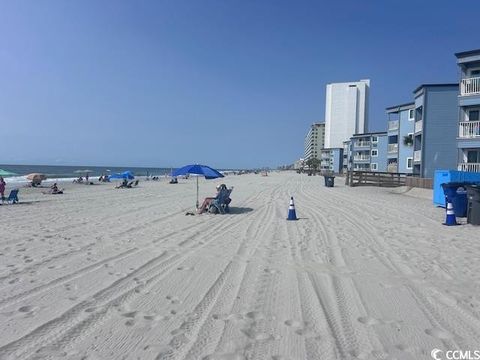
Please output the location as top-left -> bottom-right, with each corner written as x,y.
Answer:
115,178 -> 128,189
43,183 -> 64,195
197,184 -> 232,214
73,176 -> 84,184
209,186 -> 233,214
169,177 -> 178,184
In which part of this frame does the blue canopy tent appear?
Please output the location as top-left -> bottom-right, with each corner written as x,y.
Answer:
108,171 -> 135,181
172,164 -> 224,208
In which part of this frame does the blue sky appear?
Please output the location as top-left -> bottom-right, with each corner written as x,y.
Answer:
0,0 -> 478,168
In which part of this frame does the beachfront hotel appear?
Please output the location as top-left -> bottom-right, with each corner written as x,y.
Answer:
349,132 -> 388,172
303,122 -> 325,160
455,49 -> 480,173
324,79 -> 370,148
385,102 -> 415,173
412,84 -> 459,178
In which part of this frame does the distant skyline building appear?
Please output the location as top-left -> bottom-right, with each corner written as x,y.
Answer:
324,79 -> 370,148
304,123 -> 325,160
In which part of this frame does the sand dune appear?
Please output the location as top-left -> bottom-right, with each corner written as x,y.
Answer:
1,172 -> 479,360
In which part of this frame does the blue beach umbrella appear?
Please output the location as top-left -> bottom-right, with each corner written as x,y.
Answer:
108,171 -> 135,180
172,164 -> 224,208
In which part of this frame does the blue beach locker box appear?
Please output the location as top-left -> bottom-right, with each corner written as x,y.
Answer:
433,170 -> 480,207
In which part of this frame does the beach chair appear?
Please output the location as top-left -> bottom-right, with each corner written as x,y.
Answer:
6,189 -> 19,204
209,187 -> 233,214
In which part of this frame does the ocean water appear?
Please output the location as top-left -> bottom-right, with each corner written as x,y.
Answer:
0,164 -> 172,184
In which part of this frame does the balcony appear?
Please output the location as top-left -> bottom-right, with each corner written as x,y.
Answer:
414,120 -> 423,133
458,163 -> 480,172
388,120 -> 399,131
387,163 -> 398,173
388,143 -> 398,153
414,150 -> 421,162
353,155 -> 370,161
461,76 -> 480,96
353,141 -> 371,148
459,120 -> 480,138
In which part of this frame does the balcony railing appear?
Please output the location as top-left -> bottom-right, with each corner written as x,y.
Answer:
353,155 -> 370,161
387,163 -> 398,173
414,120 -> 423,133
459,120 -> 480,138
458,163 -> 480,172
461,76 -> 480,96
388,120 -> 399,131
388,143 -> 398,153
353,141 -> 371,148
414,150 -> 421,162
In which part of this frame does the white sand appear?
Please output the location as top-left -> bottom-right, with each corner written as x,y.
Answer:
1,172 -> 479,360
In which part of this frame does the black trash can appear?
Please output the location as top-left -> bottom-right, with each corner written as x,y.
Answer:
467,185 -> 480,225
324,176 -> 335,187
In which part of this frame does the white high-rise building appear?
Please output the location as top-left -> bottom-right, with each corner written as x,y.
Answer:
324,79 -> 370,148
304,123 -> 325,160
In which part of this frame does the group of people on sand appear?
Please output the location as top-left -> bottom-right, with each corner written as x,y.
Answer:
98,174 -> 110,182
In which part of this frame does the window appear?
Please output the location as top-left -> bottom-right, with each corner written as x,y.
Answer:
468,110 -> 480,121
416,106 -> 423,121
371,163 -> 378,170
408,109 -> 414,120
371,136 -> 378,143
406,157 -> 413,169
469,68 -> 480,76
467,150 -> 479,163
371,149 -> 378,157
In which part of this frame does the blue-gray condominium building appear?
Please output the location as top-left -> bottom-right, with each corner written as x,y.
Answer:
456,49 -> 480,173
385,102 -> 415,174
412,84 -> 459,178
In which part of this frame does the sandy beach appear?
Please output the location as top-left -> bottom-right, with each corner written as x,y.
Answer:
1,172 -> 479,360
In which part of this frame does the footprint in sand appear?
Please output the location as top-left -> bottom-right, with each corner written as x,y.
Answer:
166,295 -> 181,304
425,328 -> 454,339
357,316 -> 382,326
241,328 -> 275,341
18,305 -> 35,313
122,311 -> 138,318
245,311 -> 266,321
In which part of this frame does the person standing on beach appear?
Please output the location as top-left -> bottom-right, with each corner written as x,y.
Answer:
0,177 -> 6,203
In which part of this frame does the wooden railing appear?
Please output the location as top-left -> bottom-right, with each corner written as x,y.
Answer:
345,171 -> 409,187
405,177 -> 433,189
